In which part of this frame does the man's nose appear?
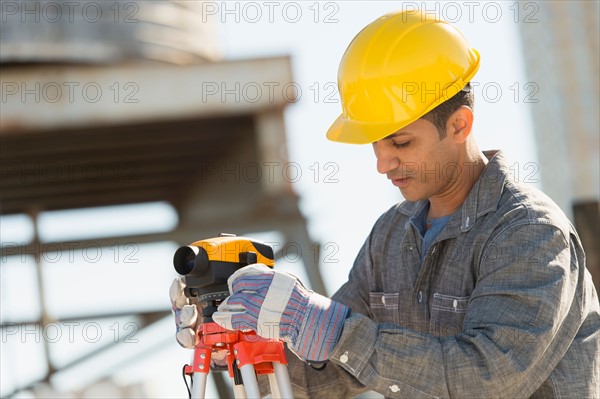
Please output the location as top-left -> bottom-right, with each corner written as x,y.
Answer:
373,142 -> 399,174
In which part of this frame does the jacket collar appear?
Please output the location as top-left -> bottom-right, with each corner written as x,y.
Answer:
458,150 -> 505,232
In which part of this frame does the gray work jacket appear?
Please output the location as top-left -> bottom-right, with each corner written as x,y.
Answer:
265,150 -> 599,399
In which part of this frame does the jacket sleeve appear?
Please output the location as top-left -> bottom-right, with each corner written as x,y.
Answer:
325,223 -> 587,398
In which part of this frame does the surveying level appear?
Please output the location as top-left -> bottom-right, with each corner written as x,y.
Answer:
174,233 -> 275,304
173,234 -> 294,398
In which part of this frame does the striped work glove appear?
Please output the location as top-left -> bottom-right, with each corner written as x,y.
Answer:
212,264 -> 350,362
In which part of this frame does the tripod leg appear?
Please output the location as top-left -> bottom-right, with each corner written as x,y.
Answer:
239,364 -> 261,398
191,373 -> 208,399
268,374 -> 281,398
188,346 -> 212,399
233,384 -> 247,399
272,363 -> 294,398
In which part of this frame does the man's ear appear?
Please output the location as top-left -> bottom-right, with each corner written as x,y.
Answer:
446,105 -> 474,143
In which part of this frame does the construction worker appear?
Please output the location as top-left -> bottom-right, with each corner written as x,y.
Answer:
171,10 -> 600,398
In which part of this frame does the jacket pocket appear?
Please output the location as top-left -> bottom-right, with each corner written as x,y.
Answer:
369,292 -> 400,324
430,293 -> 470,336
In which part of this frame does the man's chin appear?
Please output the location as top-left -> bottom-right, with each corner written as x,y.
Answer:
398,187 -> 423,203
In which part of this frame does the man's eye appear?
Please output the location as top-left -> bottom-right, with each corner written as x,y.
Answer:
393,141 -> 410,149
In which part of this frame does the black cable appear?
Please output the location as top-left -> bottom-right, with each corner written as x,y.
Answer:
182,364 -> 192,399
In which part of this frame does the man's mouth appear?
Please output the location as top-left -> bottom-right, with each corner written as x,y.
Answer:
390,176 -> 412,188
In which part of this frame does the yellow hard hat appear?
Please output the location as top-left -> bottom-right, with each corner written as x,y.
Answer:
326,10 -> 480,144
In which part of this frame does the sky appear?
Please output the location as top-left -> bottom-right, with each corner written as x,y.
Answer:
1,1 -> 540,397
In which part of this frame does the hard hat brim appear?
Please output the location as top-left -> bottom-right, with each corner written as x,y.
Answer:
326,113 -> 401,145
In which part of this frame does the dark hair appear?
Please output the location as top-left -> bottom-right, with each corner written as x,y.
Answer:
421,83 -> 474,139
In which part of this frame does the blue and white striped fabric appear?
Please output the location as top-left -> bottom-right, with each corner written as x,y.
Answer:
213,264 -> 349,362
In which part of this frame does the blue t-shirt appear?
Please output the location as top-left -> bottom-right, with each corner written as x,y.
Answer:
411,202 -> 451,261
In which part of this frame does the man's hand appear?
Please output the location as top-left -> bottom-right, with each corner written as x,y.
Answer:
170,277 -> 229,368
212,264 -> 350,362
169,276 -> 199,349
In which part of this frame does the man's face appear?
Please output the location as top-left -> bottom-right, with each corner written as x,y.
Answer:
372,118 -> 460,202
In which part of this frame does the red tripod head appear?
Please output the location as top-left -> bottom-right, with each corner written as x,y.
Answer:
185,322 -> 288,381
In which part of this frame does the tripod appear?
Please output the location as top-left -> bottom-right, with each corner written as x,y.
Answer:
183,321 -> 294,398
173,234 -> 293,398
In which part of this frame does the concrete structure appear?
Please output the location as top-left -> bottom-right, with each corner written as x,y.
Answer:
0,1 -> 218,64
517,1 -> 599,292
